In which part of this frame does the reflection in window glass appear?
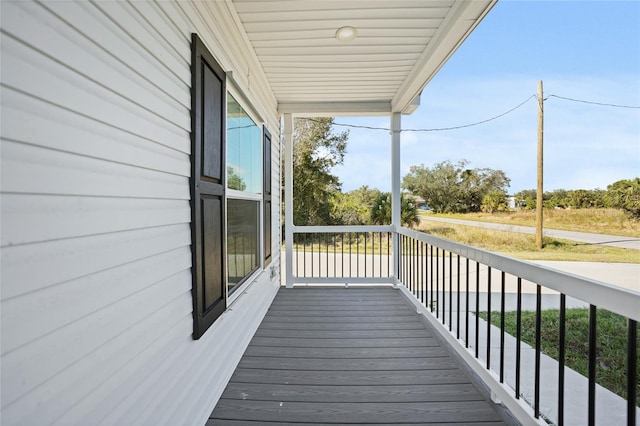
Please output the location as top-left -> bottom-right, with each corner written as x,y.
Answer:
227,94 -> 262,194
227,199 -> 259,294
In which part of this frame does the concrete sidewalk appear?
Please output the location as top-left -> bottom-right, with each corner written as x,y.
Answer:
421,216 -> 640,250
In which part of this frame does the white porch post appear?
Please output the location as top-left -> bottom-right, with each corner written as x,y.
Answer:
284,113 -> 294,288
391,112 -> 402,284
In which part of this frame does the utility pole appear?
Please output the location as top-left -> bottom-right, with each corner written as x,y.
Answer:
536,81 -> 544,249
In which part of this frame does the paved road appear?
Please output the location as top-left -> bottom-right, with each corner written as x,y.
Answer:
421,215 -> 640,250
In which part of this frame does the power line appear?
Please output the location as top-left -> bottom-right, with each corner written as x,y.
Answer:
405,95 -> 537,132
299,92 -> 639,133
547,94 -> 640,109
302,95 -> 537,132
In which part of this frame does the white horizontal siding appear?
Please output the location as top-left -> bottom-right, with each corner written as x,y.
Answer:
1,195 -> 190,245
3,141 -> 189,199
2,36 -> 188,152
2,224 -> 191,300
1,1 -> 280,426
2,90 -> 190,176
23,1 -> 191,110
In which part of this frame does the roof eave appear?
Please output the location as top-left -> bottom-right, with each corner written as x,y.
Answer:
392,0 -> 499,113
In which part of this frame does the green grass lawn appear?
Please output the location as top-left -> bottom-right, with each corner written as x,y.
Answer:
480,308 -> 640,406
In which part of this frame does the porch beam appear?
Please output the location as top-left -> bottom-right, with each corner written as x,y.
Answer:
284,113 -> 294,288
278,101 -> 391,116
391,112 -> 402,284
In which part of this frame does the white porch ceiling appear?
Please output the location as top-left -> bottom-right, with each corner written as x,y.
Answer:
230,0 -> 497,115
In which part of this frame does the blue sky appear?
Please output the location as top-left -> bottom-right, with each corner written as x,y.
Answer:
332,0 -> 640,194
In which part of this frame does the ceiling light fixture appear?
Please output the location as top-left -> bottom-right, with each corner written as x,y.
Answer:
336,26 -> 358,42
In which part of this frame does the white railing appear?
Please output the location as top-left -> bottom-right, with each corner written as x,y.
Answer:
290,225 -> 393,285
397,227 -> 639,426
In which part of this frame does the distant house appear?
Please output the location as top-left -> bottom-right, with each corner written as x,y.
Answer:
405,194 -> 426,208
1,1 -> 502,425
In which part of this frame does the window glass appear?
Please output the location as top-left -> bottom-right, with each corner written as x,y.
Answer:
227,94 -> 262,194
226,93 -> 262,295
227,199 -> 259,294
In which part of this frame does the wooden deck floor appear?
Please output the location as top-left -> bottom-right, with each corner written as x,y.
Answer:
208,286 -> 515,425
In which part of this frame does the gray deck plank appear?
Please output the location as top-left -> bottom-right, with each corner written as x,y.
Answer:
221,383 -> 485,403
269,300 -> 408,307
211,400 -> 503,424
269,304 -> 410,309
229,368 -> 470,386
264,311 -> 413,318
253,328 -> 431,339
209,287 -> 511,425
236,356 -> 459,372
208,421 -> 506,426
249,336 -> 439,348
244,345 -> 448,358
257,321 -> 425,331
261,314 -> 419,323
266,295 -> 411,303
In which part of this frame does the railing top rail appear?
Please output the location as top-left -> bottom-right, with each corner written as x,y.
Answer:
294,225 -> 393,233
398,226 -> 640,321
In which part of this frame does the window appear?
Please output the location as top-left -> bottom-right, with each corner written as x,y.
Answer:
226,94 -> 262,296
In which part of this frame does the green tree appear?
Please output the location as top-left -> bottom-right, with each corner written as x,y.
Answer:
371,193 -> 392,225
402,159 -> 510,213
459,167 -> 510,212
289,117 -> 349,226
370,193 -> 420,228
481,191 -> 508,213
331,186 -> 382,225
606,178 -> 640,219
566,189 -> 606,209
514,189 -> 536,209
400,195 -> 420,228
544,189 -> 569,209
402,160 -> 463,213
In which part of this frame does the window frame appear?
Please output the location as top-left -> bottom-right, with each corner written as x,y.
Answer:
263,126 -> 272,267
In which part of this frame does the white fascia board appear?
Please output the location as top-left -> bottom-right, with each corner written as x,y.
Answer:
391,0 -> 498,113
278,101 -> 391,117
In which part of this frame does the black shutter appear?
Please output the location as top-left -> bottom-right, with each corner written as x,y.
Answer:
263,127 -> 272,266
190,34 -> 226,339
